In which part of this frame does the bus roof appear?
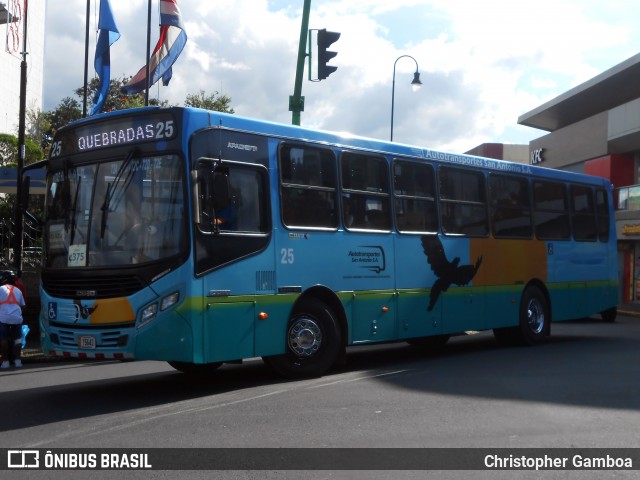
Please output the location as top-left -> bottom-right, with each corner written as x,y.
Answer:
68,106 -> 611,189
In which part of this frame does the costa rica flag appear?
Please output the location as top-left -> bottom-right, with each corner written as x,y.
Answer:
122,0 -> 187,94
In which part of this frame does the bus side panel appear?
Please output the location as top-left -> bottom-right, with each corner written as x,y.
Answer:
470,238 -> 547,329
395,235 -> 486,335
351,291 -> 396,343
433,237 -> 484,334
482,285 -> 522,330
204,301 -> 255,362
394,235 -> 441,339
254,294 -> 298,357
276,230 -> 396,345
396,290 -> 441,340
135,308 -> 194,361
547,240 -> 618,321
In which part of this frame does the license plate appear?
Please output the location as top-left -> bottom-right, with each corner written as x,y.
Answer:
79,335 -> 96,349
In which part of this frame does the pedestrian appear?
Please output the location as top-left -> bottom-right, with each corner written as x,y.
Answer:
0,270 -> 26,369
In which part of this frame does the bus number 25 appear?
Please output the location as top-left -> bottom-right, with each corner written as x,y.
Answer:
280,248 -> 294,264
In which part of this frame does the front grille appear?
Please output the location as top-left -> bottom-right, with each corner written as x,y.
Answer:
55,327 -> 129,349
42,274 -> 146,299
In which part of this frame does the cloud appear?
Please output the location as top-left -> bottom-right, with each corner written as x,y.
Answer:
44,0 -> 640,153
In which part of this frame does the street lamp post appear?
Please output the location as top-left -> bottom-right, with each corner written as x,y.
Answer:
390,55 -> 422,142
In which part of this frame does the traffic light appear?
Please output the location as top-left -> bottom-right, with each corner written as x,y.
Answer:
317,28 -> 340,80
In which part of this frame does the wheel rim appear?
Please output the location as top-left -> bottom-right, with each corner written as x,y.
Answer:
288,316 -> 322,358
526,297 -> 545,334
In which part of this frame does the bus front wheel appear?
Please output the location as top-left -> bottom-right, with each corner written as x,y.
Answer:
263,297 -> 341,379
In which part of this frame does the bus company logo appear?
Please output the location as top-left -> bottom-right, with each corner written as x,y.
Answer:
76,290 -> 97,297
348,246 -> 386,274
8,450 -> 39,468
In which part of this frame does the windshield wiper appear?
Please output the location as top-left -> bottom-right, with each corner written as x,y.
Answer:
100,149 -> 137,239
69,176 -> 82,245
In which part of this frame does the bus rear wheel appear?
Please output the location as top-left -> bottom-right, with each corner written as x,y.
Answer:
494,286 -> 550,346
601,306 -> 617,323
263,297 -> 341,379
519,286 -> 550,345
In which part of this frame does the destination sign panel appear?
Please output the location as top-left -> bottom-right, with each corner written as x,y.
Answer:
50,112 -> 177,158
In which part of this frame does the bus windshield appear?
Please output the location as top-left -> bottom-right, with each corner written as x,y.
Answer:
44,153 -> 186,268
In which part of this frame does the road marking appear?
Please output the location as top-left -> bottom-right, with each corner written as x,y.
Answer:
306,369 -> 410,390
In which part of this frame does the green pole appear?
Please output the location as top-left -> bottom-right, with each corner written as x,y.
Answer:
289,0 -> 311,126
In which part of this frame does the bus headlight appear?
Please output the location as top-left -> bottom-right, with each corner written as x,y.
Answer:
161,292 -> 180,311
140,303 -> 158,328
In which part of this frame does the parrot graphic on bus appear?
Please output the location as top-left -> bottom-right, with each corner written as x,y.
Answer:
421,236 -> 483,311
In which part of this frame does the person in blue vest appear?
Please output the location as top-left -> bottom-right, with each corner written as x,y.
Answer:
0,270 -> 26,369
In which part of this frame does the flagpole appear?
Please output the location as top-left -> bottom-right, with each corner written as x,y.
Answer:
14,0 -> 29,274
144,0 -> 152,106
82,0 -> 91,117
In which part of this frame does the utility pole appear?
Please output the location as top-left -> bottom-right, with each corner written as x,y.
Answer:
14,0 -> 28,274
83,0 -> 90,117
289,0 -> 311,126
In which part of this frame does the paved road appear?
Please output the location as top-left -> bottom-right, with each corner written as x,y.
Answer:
1,316 -> 639,479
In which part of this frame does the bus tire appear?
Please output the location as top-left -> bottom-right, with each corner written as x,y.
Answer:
168,361 -> 222,376
493,286 -> 550,346
601,306 -> 617,323
263,297 -> 341,379
518,285 -> 550,345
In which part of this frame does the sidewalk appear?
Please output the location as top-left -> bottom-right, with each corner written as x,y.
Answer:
617,302 -> 640,318
14,304 -> 640,365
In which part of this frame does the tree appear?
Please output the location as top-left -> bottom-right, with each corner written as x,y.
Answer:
184,90 -> 235,113
27,106 -> 52,151
0,133 -> 45,240
44,96 -> 82,134
0,133 -> 44,167
74,75 -> 169,114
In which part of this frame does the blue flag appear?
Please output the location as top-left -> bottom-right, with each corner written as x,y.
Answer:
92,0 -> 120,115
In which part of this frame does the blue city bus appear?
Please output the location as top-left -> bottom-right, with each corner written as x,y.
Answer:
30,106 -> 618,377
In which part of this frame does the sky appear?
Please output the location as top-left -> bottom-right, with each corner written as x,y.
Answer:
43,0 -> 640,153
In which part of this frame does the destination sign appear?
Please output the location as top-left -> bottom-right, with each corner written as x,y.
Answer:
50,112 -> 177,158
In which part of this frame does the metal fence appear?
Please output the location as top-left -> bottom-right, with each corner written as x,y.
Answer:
0,217 -> 42,272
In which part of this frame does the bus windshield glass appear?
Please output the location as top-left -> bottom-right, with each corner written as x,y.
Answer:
44,154 -> 186,268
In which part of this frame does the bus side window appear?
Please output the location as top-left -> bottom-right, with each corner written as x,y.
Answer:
439,167 -> 488,237
212,171 -> 234,230
570,184 -> 597,242
533,180 -> 570,240
279,144 -> 338,229
341,152 -> 390,231
595,188 -> 610,242
195,162 -> 267,234
489,173 -> 532,239
393,160 -> 437,234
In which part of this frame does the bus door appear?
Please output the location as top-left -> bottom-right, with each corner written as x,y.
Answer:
191,143 -> 272,363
